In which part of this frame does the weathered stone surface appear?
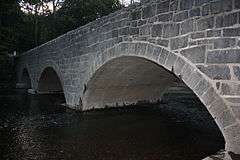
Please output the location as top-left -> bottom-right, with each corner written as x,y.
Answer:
170,35 -> 188,50
173,57 -> 186,74
202,4 -> 210,16
207,49 -> 240,63
152,24 -> 163,37
223,27 -> 240,37
197,16 -> 214,31
156,39 -> 169,47
189,7 -> 200,17
180,19 -> 195,35
180,0 -> 194,10
233,66 -> 240,80
235,0 -> 240,9
158,49 -> 169,64
180,45 -> 206,63
158,12 -> 173,22
216,12 -> 238,28
142,4 -> 156,19
162,23 -> 180,38
131,10 -> 141,20
157,0 -> 170,14
197,65 -> 231,80
213,38 -> 236,49
173,11 -> 188,22
191,32 -> 205,39
207,29 -> 221,37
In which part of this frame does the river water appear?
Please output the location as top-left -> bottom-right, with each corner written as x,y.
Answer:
0,89 -> 224,160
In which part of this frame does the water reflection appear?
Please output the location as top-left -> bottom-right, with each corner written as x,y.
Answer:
0,90 -> 224,160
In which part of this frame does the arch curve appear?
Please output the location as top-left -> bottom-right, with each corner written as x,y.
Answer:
18,67 -> 32,89
83,42 -> 238,158
37,66 -> 64,94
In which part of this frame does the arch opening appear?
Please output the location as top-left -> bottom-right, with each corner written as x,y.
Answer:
38,67 -> 63,94
83,56 -> 225,159
20,68 -> 32,89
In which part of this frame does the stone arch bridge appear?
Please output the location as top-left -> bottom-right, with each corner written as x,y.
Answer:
16,0 -> 240,159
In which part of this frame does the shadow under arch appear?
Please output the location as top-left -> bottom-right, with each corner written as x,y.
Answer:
20,68 -> 32,89
82,42 -> 238,159
37,67 -> 64,94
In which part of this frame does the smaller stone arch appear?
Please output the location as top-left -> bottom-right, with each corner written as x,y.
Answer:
37,67 -> 64,94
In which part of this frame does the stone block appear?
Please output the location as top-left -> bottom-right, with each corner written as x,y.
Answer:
165,53 -> 177,70
202,4 -> 210,16
180,19 -> 195,35
131,10 -> 141,20
223,27 -> 240,37
146,44 -> 155,55
158,49 -> 169,65
235,0 -> 240,9
201,87 -> 219,107
197,16 -> 214,31
170,35 -> 188,50
157,0 -> 170,14
207,29 -> 221,37
180,45 -> 206,63
207,49 -> 240,63
135,43 -> 148,55
216,109 -> 236,129
173,11 -> 188,22
197,65 -> 231,80
152,23 -> 163,37
207,95 -> 228,116
156,39 -> 169,47
195,0 -> 211,6
151,47 -> 162,61
170,0 -> 178,11
213,38 -> 236,49
142,4 -> 156,19
191,32 -> 205,39
186,70 -> 202,89
194,78 -> 210,96
224,123 -> 240,140
173,57 -> 185,74
119,27 -> 129,36
158,13 -> 173,22
139,25 -> 152,35
130,27 -> 139,35
180,0 -> 194,10
189,7 -> 200,17
233,66 -> 240,80
162,23 -> 180,38
138,19 -> 147,26
216,12 -> 238,28
230,106 -> 240,120
210,0 -> 222,14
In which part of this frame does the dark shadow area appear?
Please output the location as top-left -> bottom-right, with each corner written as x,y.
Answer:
38,67 -> 63,94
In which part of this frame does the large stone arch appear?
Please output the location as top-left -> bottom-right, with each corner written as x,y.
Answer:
82,41 -> 239,159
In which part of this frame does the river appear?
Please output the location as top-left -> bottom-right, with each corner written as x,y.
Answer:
0,89 -> 224,160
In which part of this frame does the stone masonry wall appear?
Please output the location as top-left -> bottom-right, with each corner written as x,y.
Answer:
16,1 -> 240,159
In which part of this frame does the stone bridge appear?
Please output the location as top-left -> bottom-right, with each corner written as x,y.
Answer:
16,0 -> 240,159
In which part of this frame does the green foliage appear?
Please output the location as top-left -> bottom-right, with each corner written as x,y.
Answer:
0,0 -> 122,54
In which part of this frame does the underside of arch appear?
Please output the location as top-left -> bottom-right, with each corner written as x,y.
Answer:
37,67 -> 63,94
83,56 -> 184,110
18,68 -> 32,89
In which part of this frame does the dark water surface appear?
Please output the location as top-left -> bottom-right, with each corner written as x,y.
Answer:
0,90 -> 224,160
